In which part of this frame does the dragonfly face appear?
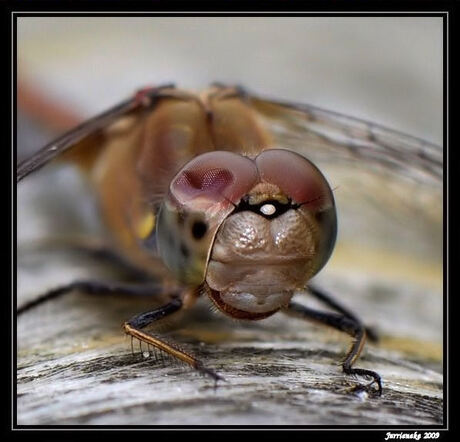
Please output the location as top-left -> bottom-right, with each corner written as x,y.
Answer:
157,149 -> 337,319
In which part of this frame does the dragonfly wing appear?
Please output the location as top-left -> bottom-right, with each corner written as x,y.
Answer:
249,95 -> 442,185
248,93 -> 443,263
16,84 -> 176,182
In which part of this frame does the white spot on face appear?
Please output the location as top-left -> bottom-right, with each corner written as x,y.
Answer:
260,203 -> 276,216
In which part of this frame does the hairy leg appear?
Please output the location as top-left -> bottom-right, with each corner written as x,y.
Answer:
123,297 -> 224,382
17,280 -> 170,315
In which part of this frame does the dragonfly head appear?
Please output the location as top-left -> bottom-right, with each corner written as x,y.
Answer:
156,149 -> 337,319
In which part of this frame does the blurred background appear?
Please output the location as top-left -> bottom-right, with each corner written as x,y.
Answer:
16,16 -> 444,424
17,17 -> 442,143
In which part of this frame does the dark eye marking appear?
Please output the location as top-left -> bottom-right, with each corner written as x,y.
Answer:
191,220 -> 207,240
234,197 -> 299,220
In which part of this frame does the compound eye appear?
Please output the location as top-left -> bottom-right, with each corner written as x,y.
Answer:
170,151 -> 258,207
255,149 -> 334,211
175,167 -> 233,198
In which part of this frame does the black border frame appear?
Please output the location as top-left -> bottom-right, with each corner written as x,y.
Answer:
5,0 -> 454,438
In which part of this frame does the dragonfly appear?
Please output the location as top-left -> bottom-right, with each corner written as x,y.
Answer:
16,84 -> 443,396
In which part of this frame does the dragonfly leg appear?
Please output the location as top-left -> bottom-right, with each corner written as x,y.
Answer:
17,280 -> 170,315
283,301 -> 382,396
307,284 -> 379,342
123,298 -> 224,382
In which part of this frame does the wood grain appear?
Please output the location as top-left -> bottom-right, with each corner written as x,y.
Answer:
17,240 -> 443,425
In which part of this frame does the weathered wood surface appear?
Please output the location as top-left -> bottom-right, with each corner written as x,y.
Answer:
17,270 -> 443,425
17,165 -> 443,426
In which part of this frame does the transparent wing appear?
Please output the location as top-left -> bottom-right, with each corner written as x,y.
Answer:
248,93 -> 443,263
16,84 -> 175,182
249,95 -> 442,185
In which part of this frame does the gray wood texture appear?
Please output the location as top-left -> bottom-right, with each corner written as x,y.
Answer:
17,267 -> 443,425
